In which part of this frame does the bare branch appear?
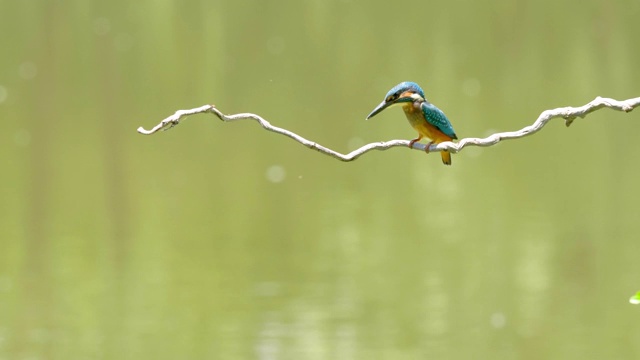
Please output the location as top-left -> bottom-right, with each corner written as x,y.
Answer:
137,96 -> 640,162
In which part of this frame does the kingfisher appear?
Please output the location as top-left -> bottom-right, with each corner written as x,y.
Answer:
366,81 -> 458,165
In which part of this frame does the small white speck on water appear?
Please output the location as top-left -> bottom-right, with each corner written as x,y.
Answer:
490,312 -> 507,329
266,165 -> 286,183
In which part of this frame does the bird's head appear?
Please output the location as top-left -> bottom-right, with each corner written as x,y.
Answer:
366,81 -> 425,120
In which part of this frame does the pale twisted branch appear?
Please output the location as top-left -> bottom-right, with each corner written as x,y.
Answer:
137,96 -> 640,161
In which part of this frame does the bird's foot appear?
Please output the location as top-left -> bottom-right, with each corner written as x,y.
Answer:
409,137 -> 421,149
424,141 -> 434,153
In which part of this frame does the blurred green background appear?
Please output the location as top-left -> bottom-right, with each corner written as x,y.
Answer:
2,0 -> 640,359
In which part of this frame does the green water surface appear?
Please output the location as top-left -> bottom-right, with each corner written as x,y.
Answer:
1,1 -> 639,359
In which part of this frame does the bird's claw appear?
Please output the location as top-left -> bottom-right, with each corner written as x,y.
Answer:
424,141 -> 434,153
408,137 -> 421,149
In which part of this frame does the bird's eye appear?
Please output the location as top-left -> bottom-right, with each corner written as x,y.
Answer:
386,94 -> 396,102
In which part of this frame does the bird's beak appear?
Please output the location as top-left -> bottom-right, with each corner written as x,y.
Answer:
366,100 -> 392,120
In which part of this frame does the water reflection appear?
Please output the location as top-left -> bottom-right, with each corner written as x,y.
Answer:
515,219 -> 553,337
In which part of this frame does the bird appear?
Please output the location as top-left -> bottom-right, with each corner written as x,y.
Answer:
366,81 -> 458,165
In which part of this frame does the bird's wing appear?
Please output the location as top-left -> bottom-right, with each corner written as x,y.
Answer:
421,102 -> 457,139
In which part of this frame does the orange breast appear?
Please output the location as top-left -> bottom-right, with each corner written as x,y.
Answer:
402,104 -> 452,142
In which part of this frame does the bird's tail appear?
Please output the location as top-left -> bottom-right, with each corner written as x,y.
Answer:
440,151 -> 452,165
